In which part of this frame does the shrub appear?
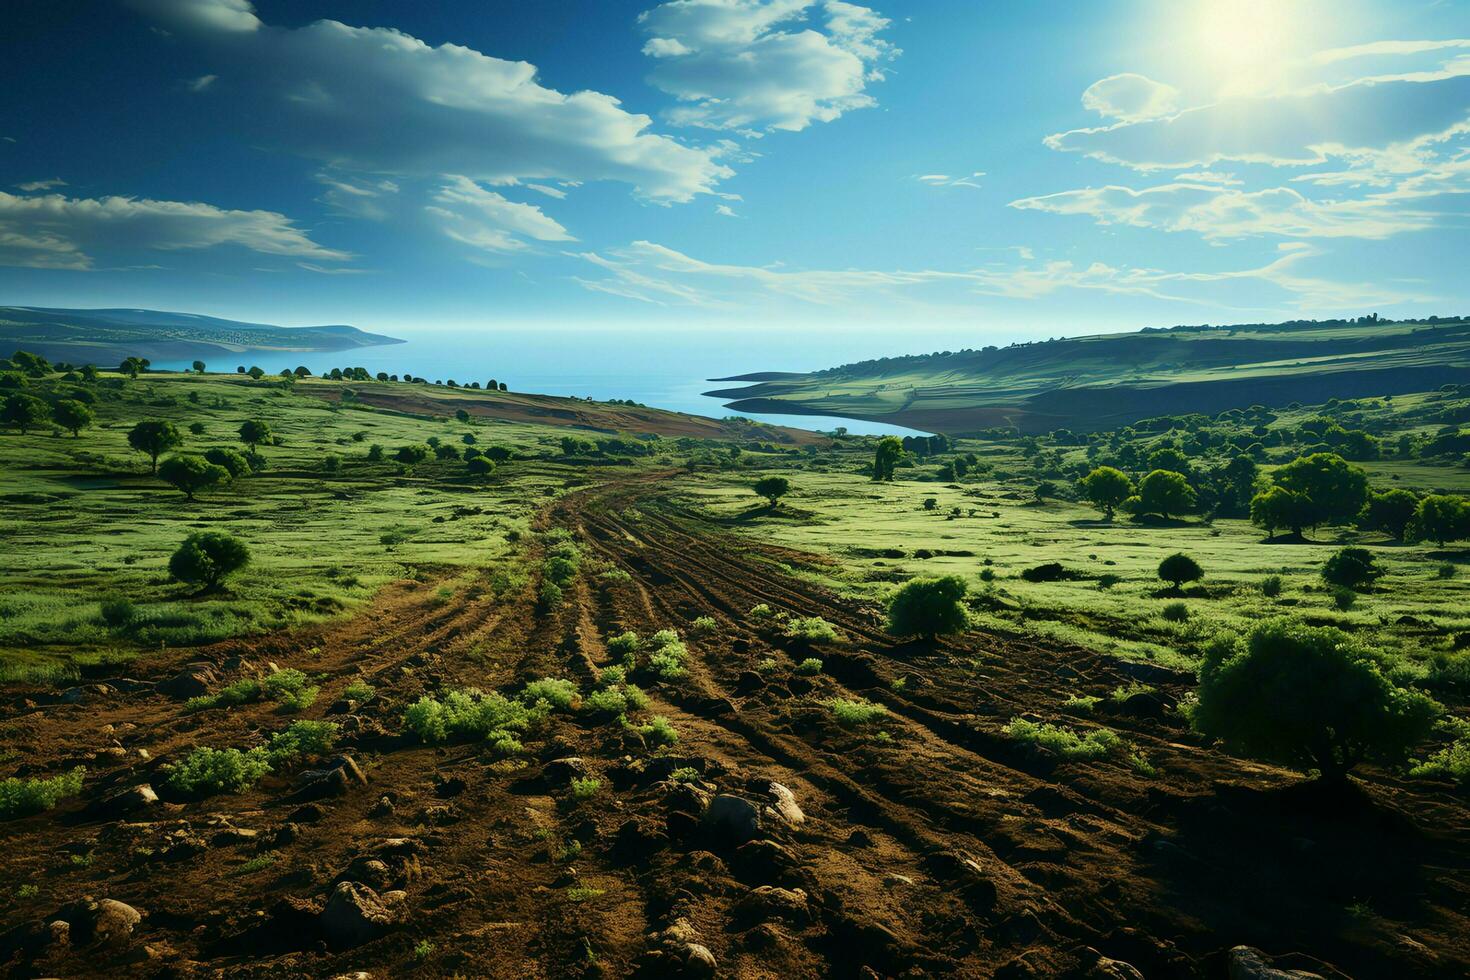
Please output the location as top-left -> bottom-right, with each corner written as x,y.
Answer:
748,603 -> 777,621
1191,619 -> 1440,780
467,456 -> 495,477
1437,562 -> 1458,580
537,581 -> 564,610
646,631 -> 689,680
402,688 -> 543,746
343,680 -> 375,702
1004,718 -> 1123,760
185,678 -> 261,712
169,531 -> 250,590
690,615 -> 718,636
1021,562 -> 1066,583
520,677 -> 579,711
1261,574 -> 1283,598
1097,573 -> 1121,590
165,747 -> 272,797
570,777 -> 602,801
1330,586 -> 1357,611
784,616 -> 841,644
1157,553 -> 1203,591
262,668 -> 319,712
158,454 -> 231,500
885,575 -> 968,640
1320,547 -> 1383,590
204,447 -> 254,477
99,597 -> 136,628
543,556 -> 579,587
1409,739 -> 1470,784
753,476 -> 791,507
0,767 -> 86,819
265,720 -> 339,762
795,657 -> 823,675
606,631 -> 641,658
1078,466 -> 1133,519
823,697 -> 888,727
1160,601 -> 1189,622
637,715 -> 679,746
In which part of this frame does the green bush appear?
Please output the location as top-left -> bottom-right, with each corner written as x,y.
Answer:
691,615 -> 718,636
1320,547 -> 1384,590
795,657 -> 823,676
749,604 -> 777,621
0,767 -> 85,819
606,631 -> 641,658
637,715 -> 679,746
1410,739 -> 1470,784
343,680 -> 375,702
265,720 -> 339,762
1158,552 -> 1203,591
823,697 -> 887,727
1161,601 -> 1190,622
570,777 -> 602,800
783,616 -> 841,644
262,668 -> 319,712
1261,575 -> 1283,597
403,688 -> 544,746
99,597 -> 136,628
537,581 -> 564,610
1020,562 -> 1067,583
169,531 -> 250,590
184,677 -> 261,712
165,747 -> 272,797
1004,717 -> 1123,760
520,677 -> 579,711
1191,619 -> 1440,780
885,575 -> 968,639
645,630 -> 688,680
1330,586 -> 1357,611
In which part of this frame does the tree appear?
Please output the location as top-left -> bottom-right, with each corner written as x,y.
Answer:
559,435 -> 595,456
1132,469 -> 1196,519
485,445 -> 512,463
1358,489 -> 1418,541
1147,447 -> 1191,473
246,366 -> 265,380
169,531 -> 250,591
753,476 -> 791,508
1158,552 -> 1203,591
158,454 -> 231,500
52,399 -> 94,437
1250,486 -> 1311,540
119,356 -> 147,378
1408,494 -> 1470,547
293,366 -> 311,378
872,436 -> 903,482
127,420 -> 182,472
466,456 -> 496,478
191,360 -> 206,374
1191,619 -> 1439,782
238,419 -> 272,457
455,409 -> 471,424
204,447 -> 254,477
395,444 -> 430,466
1272,452 -> 1369,531
886,575 -> 969,641
1078,466 -> 1133,519
1,393 -> 50,434
1320,547 -> 1383,590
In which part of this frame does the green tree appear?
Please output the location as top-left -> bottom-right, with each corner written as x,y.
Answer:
1078,466 -> 1133,519
1272,452 -> 1369,531
203,447 -> 254,477
191,360 -> 206,374
1192,619 -> 1440,782
1158,552 -> 1203,591
2,393 -> 50,434
158,454 -> 231,500
169,531 -> 250,590
238,419 -> 273,458
247,366 -> 265,380
127,420 -> 182,472
1320,547 -> 1384,590
466,456 -> 495,478
886,575 -> 969,641
753,476 -> 791,508
1408,494 -> 1470,547
1132,469 -> 1196,519
455,409 -> 471,424
1147,447 -> 1191,473
395,444 -> 430,466
1250,485 -> 1311,540
119,356 -> 146,379
872,436 -> 903,482
1358,489 -> 1418,541
52,399 -> 94,437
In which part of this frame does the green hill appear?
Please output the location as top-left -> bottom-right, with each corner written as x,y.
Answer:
708,317 -> 1470,434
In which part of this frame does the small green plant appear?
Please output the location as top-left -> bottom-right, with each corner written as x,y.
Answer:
537,580 -> 564,610
1437,562 -> 1458,580
1261,574 -> 1284,597
520,677 -> 580,711
570,776 -> 602,800
343,680 -> 376,702
165,747 -> 272,797
403,688 -> 544,748
1062,694 -> 1102,712
794,657 -> 823,676
99,597 -> 136,628
1409,739 -> 1469,784
755,657 -> 779,673
749,603 -> 777,621
565,886 -> 605,903
1004,717 -> 1124,760
15,884 -> 38,900
690,615 -> 718,636
0,767 -> 86,819
784,616 -> 841,644
1158,552 -> 1204,591
262,668 -> 319,712
668,767 -> 700,783
822,697 -> 888,728
645,630 -> 688,680
414,939 -> 436,961
1331,586 -> 1357,611
636,715 -> 679,746
231,852 -> 278,876
1161,601 -> 1190,622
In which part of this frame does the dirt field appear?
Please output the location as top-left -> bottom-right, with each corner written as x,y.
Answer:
2,474 -> 1467,978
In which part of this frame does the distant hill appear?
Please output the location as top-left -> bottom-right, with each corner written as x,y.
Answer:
0,306 -> 402,365
707,317 -> 1470,434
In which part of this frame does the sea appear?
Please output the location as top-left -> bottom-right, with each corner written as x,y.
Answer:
150,326 -> 952,436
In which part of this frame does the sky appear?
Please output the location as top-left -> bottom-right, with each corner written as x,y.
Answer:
0,0 -> 1467,343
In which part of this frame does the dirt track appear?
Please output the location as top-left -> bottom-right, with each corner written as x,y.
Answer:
2,475 -> 1468,978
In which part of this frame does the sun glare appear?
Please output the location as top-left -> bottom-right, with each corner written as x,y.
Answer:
1185,0 -> 1300,91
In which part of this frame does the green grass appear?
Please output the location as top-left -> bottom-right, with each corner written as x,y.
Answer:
822,697 -> 888,727
0,766 -> 85,819
1004,717 -> 1125,760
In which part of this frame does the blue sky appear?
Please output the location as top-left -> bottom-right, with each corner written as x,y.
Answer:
1,0 -> 1467,342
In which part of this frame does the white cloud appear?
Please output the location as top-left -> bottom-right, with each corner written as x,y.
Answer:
715,203 -> 739,216
314,171 -> 400,220
638,0 -> 897,132
127,0 -> 732,203
1081,73 -> 1181,122
186,73 -> 218,92
15,179 -> 67,192
426,175 -> 574,254
916,171 -> 984,189
1312,38 -> 1470,66
0,189 -> 348,270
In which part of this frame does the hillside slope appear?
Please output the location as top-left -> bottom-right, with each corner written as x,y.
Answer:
709,318 -> 1470,434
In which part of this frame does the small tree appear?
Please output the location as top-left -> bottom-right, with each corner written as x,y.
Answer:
238,419 -> 273,458
1408,494 -> 1470,547
1272,452 -> 1369,531
1192,619 -> 1439,782
466,456 -> 495,478
886,575 -> 969,641
1358,489 -> 1418,541
1158,552 -> 1203,591
395,444 -> 430,467
1132,469 -> 1196,520
753,476 -> 791,508
169,531 -> 250,591
158,454 -> 231,500
52,399 -> 94,437
204,447 -> 254,477
2,393 -> 50,433
247,366 -> 265,380
1250,485 -> 1310,540
455,409 -> 471,424
192,360 -> 206,374
128,420 -> 183,472
872,436 -> 903,482
1078,466 -> 1133,519
1320,547 -> 1384,590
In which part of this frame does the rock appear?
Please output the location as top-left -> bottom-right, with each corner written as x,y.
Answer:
543,757 -> 591,784
156,664 -> 217,700
734,885 -> 809,926
666,783 -> 711,815
368,795 -> 396,818
87,784 -> 159,820
847,829 -> 873,847
1113,690 -> 1170,720
1079,949 -> 1146,980
703,794 -> 761,845
48,920 -> 70,947
682,943 -> 718,976
290,803 -> 327,824
735,671 -> 766,694
1228,946 -> 1325,979
320,881 -> 403,949
647,918 -> 717,977
434,775 -> 467,798
90,899 -> 142,944
766,782 -> 804,827
731,838 -> 798,884
882,873 -> 914,888
338,857 -> 394,890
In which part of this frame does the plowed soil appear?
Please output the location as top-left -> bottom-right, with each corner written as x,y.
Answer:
3,474 -> 1467,978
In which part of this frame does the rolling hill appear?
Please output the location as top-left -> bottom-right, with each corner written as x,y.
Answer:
708,317 -> 1470,434
0,306 -> 402,365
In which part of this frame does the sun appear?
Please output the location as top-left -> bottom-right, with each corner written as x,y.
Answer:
1184,0 -> 1300,89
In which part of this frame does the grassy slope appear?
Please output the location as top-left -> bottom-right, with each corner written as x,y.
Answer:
710,318 -> 1470,433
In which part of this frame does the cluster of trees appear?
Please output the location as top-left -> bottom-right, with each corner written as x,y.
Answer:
124,418 -> 274,499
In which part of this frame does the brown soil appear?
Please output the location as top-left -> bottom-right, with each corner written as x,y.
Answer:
2,475 -> 1467,978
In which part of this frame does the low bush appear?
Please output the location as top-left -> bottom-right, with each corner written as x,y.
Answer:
1410,739 -> 1470,784
784,616 -> 840,644
1158,553 -> 1204,591
1261,574 -> 1283,597
1331,586 -> 1357,611
99,597 -> 136,628
403,688 -> 543,748
748,603 -> 777,621
165,747 -> 272,796
885,575 -> 968,640
1161,601 -> 1190,622
520,677 -> 579,712
636,715 -> 679,746
822,697 -> 887,727
1021,562 -> 1067,583
262,668 -> 319,712
607,631 -> 641,658
1321,547 -> 1384,590
342,680 -> 375,702
691,615 -> 718,636
570,777 -> 602,800
0,767 -> 86,819
646,630 -> 689,680
1004,717 -> 1123,760
795,657 -> 823,676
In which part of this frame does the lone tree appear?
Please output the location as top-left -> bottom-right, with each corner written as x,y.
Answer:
395,444 -> 430,467
1079,466 -> 1133,519
1158,552 -> 1204,592
1250,485 -> 1311,540
158,454 -> 231,500
1358,488 -> 1418,541
455,409 -> 472,424
127,420 -> 183,472
1408,494 -> 1470,547
1131,469 -> 1196,520
753,476 -> 791,508
466,456 -> 496,478
1,393 -> 50,434
52,399 -> 94,437
238,419 -> 273,458
1271,452 -> 1369,533
191,360 -> 206,374
169,531 -> 250,591
247,366 -> 265,380
1192,619 -> 1439,782
872,436 -> 903,482
204,447 -> 254,477
886,575 -> 969,641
